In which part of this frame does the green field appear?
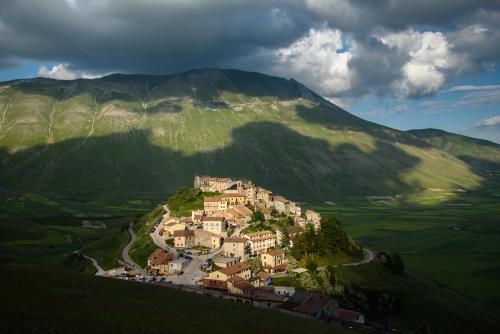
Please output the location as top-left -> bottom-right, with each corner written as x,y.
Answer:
0,192 -> 149,271
334,261 -> 500,334
0,264 -> 349,334
311,195 -> 500,307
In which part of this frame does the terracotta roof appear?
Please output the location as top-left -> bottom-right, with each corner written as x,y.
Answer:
231,205 -> 252,215
265,249 -> 285,257
274,263 -> 288,271
245,230 -> 274,237
204,196 -> 222,202
255,286 -> 274,293
148,249 -> 175,265
305,210 -> 320,216
294,293 -> 332,315
220,194 -> 246,199
219,263 -> 250,276
252,292 -> 287,302
227,276 -> 244,284
204,216 -> 225,222
273,196 -> 289,203
336,308 -> 363,322
174,229 -> 194,237
224,237 -> 248,243
233,280 -> 254,290
256,271 -> 270,281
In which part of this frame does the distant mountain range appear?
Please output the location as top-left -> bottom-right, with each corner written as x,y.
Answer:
0,69 -> 499,206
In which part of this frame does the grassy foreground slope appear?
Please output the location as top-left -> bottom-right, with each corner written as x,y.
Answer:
0,264 -> 348,334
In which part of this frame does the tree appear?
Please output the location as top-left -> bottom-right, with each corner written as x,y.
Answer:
278,220 -> 290,248
378,251 -> 406,275
341,284 -> 370,313
298,272 -> 320,291
251,210 -> 265,223
244,257 -> 262,272
270,207 -> 279,218
305,258 -> 318,273
326,265 -> 337,289
390,253 -> 406,275
377,293 -> 396,331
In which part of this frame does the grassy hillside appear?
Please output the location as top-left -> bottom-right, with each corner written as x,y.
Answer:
1,69 -> 499,304
335,261 -> 500,334
312,199 -> 500,307
0,264 -> 349,334
0,69 -> 493,209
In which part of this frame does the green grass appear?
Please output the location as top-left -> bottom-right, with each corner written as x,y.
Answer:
297,253 -> 358,267
335,261 -> 500,334
167,188 -> 217,217
0,191 -> 142,271
1,69 -> 496,209
311,198 -> 500,307
0,264 -> 351,334
129,205 -> 164,267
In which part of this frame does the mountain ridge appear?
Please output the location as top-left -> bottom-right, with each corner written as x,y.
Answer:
0,68 -> 498,208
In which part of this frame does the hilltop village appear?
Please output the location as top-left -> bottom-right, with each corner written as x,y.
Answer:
103,176 -> 365,327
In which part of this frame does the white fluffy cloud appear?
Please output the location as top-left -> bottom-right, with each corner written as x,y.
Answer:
475,115 -> 500,127
378,29 -> 461,97
272,27 -> 353,97
38,64 -> 103,80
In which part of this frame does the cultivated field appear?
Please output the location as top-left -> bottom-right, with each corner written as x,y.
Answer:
311,194 -> 500,307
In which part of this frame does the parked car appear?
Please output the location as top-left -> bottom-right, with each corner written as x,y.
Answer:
176,270 -> 184,276
183,255 -> 193,260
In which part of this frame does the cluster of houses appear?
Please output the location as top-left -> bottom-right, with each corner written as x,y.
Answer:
142,176 -> 364,325
201,251 -> 363,325
195,175 -> 321,229
149,176 -> 324,274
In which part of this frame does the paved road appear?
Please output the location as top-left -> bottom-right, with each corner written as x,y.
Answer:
122,222 -> 147,275
82,254 -> 106,276
337,248 -> 375,267
232,222 -> 250,237
169,247 -> 224,286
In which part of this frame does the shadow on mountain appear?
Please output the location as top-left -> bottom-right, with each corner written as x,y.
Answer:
294,104 -> 432,149
0,121 -> 423,205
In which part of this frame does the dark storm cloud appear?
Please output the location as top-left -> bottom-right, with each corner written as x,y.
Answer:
0,0 -> 313,73
0,0 -> 499,100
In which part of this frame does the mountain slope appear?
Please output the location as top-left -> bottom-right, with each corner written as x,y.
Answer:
1,69 -> 494,210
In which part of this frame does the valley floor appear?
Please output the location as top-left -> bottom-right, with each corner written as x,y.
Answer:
311,197 -> 500,308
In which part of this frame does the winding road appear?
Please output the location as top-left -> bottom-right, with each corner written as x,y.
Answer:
122,222 -> 147,275
82,254 -> 106,276
338,248 -> 375,267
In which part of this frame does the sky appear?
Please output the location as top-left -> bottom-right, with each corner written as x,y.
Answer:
0,0 -> 499,143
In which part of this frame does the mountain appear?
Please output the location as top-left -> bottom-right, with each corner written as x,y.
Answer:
0,69 -> 499,210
